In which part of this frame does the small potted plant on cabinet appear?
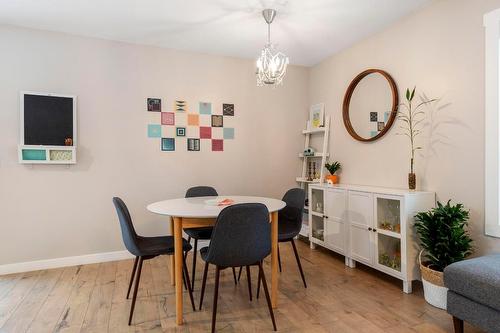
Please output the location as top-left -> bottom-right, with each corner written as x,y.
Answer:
414,200 -> 473,309
325,161 -> 341,184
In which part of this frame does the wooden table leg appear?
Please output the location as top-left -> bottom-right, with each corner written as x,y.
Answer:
173,217 -> 184,325
170,218 -> 175,286
270,211 -> 278,308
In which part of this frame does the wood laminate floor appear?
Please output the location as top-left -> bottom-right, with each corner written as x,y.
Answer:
0,240 -> 484,333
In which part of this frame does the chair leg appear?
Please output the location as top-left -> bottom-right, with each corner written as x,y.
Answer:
256,260 -> 262,299
128,256 -> 143,325
182,256 -> 196,312
211,266 -> 221,333
126,256 -> 139,299
258,262 -> 277,331
232,267 -> 237,285
291,239 -> 307,288
452,316 -> 464,333
246,265 -> 252,301
191,239 -> 198,290
278,245 -> 282,273
237,266 -> 243,281
199,261 -> 209,310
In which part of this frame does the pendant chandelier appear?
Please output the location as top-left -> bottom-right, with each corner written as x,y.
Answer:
256,9 -> 289,86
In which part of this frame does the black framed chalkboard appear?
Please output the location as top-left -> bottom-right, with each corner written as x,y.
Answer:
23,94 -> 74,146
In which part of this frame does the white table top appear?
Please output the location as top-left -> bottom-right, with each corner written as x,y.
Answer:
147,196 -> 286,218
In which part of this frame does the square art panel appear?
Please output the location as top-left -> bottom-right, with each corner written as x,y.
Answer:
161,138 -> 175,151
147,98 -> 161,112
370,112 -> 378,122
161,112 -> 175,125
212,139 -> 223,152
211,115 -> 223,127
176,127 -> 186,137
200,126 -> 212,139
199,102 -> 212,115
148,124 -> 162,138
377,122 -> 385,131
187,114 -> 199,126
175,100 -> 187,112
223,127 -> 234,139
187,138 -> 200,151
223,103 -> 234,116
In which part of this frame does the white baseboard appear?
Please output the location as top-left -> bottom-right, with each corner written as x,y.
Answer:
0,250 -> 134,275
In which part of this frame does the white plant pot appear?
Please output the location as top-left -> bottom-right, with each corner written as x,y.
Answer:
422,278 -> 448,309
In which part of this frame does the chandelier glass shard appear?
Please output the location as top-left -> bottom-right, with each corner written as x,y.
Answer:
256,9 -> 289,86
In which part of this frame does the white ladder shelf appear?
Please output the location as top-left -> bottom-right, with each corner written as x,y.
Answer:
296,116 -> 330,237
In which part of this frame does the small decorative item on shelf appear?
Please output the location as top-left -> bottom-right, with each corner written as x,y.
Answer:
307,161 -> 313,181
379,252 -> 401,271
397,87 -> 436,190
313,161 -> 318,179
303,147 -> 315,156
414,200 -> 473,309
325,161 -> 341,184
315,202 -> 323,213
380,221 -> 394,232
64,137 -> 73,146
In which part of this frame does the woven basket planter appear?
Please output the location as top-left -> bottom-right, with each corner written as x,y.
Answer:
419,251 -> 447,309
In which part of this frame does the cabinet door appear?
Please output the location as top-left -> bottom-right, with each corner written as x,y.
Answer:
324,189 -> 346,253
348,191 -> 374,265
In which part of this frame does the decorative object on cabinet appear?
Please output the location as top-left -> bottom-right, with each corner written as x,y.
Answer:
308,183 -> 435,293
303,147 -> 315,156
147,98 -> 161,112
342,69 -> 398,142
296,113 -> 330,237
397,87 -> 437,190
414,200 -> 473,309
19,91 -> 77,164
310,103 -> 325,128
325,161 -> 341,184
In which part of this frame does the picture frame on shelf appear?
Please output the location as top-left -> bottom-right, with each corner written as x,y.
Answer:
310,103 -> 325,128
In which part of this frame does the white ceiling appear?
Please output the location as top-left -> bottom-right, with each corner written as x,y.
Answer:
0,0 -> 430,66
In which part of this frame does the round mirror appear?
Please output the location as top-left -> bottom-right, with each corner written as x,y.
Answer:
342,69 -> 398,142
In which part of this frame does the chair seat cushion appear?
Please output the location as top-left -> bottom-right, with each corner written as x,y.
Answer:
184,227 -> 213,240
278,220 -> 300,241
136,236 -> 192,257
444,254 -> 500,310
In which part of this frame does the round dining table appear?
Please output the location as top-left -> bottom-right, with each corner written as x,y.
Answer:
147,195 -> 286,325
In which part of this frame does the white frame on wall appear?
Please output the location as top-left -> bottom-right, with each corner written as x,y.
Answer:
19,91 -> 77,164
484,9 -> 500,238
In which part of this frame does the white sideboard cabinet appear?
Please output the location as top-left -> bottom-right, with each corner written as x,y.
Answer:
307,183 -> 435,293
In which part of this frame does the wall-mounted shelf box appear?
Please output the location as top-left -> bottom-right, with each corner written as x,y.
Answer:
18,145 -> 76,164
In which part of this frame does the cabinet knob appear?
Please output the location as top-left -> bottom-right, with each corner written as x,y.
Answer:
368,227 -> 372,231
324,215 -> 328,219
373,228 -> 377,232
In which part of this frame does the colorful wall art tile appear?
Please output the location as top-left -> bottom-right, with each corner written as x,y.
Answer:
176,127 -> 186,137
187,114 -> 199,126
187,138 -> 200,151
200,126 -> 212,139
147,98 -> 161,112
147,99 -> 235,152
148,124 -> 162,138
161,138 -> 175,151
211,115 -> 223,127
223,103 -> 234,116
161,112 -> 175,125
223,127 -> 234,139
199,102 -> 212,115
212,139 -> 223,151
370,112 -> 377,122
175,100 -> 187,112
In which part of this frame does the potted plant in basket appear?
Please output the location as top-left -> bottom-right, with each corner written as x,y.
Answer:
325,161 -> 341,184
414,200 -> 473,309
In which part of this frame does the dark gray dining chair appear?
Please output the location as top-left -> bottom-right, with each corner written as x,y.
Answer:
112,197 -> 196,325
183,186 -> 218,290
198,203 -> 277,333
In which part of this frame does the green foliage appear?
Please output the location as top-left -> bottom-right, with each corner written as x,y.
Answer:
325,161 -> 341,175
414,200 -> 473,272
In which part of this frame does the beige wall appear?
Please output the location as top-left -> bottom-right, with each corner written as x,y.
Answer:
309,0 -> 500,255
0,25 -> 308,265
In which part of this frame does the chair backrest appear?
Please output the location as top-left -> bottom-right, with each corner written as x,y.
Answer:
185,186 -> 218,198
112,197 -> 141,256
205,203 -> 270,267
279,188 -> 306,234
